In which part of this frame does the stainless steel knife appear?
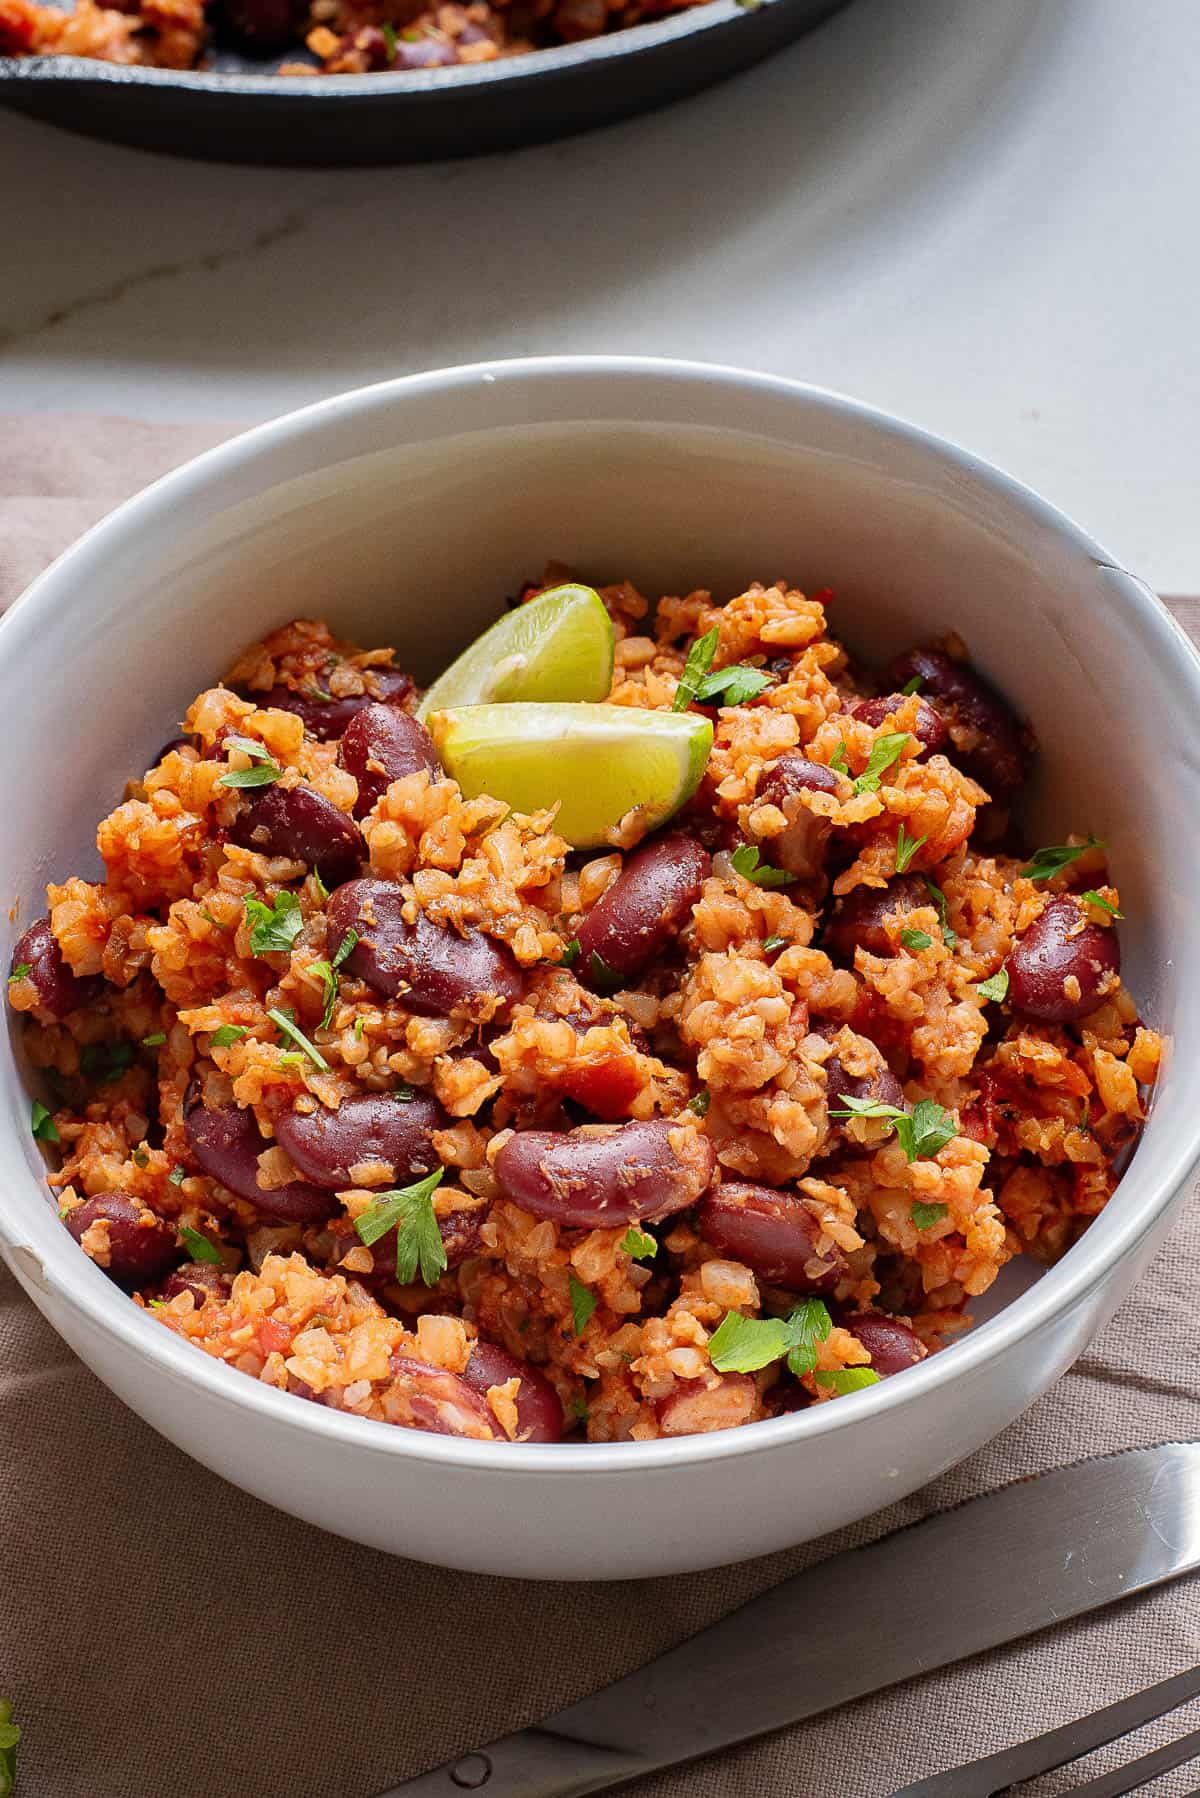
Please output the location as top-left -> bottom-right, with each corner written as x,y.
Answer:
378,1441 -> 1200,1798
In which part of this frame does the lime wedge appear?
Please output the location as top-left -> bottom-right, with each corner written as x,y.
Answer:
416,584 -> 614,722
428,703 -> 713,848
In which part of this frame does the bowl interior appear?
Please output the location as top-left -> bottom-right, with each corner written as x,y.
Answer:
2,362 -> 1198,1420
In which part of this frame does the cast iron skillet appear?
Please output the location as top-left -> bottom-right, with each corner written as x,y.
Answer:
0,0 -> 848,164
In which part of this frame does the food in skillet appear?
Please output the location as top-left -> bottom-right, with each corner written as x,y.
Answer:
0,0 -> 707,76
7,573 -> 1160,1443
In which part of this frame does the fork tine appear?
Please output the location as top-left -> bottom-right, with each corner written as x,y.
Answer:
888,1664 -> 1200,1798
1058,1722 -> 1200,1798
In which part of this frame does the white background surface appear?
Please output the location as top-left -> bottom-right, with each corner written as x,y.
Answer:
2,0 -> 1197,590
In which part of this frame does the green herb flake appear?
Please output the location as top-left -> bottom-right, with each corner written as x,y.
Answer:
894,822 -> 927,874
707,1310 -> 796,1373
912,1201 -> 949,1230
762,933 -> 789,954
923,878 -> 958,949
900,675 -> 923,695
589,949 -> 622,993
267,1006 -> 328,1072
311,868 -> 329,902
621,1226 -> 657,1260
8,962 -> 31,984
179,1225 -> 223,1265
830,1094 -> 956,1164
310,929 -> 358,1031
567,1394 -> 589,1424
853,732 -> 909,796
899,928 -> 933,952
784,1298 -> 833,1378
141,1031 -> 167,1048
355,1167 -> 448,1287
132,1146 -> 150,1169
31,1099 -> 59,1143
0,1697 -> 21,1798
558,937 -> 581,968
1078,1099 -> 1091,1137
381,18 -> 398,58
245,890 -> 304,957
815,1366 -> 882,1395
1022,836 -> 1105,882
568,1272 -> 597,1337
1081,889 -> 1123,919
80,1041 -> 135,1083
694,663 -> 773,707
828,740 -> 849,776
217,735 -> 283,789
688,1089 -> 711,1117
730,843 -> 790,889
168,1166 -> 187,1187
392,1084 -> 415,1102
353,1017 -> 365,1042
198,906 -> 226,930
672,626 -> 720,712
976,967 -> 1009,1003
210,1023 -> 248,1049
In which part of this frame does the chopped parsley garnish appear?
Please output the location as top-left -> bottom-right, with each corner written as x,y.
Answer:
621,1226 -> 657,1260
245,890 -> 304,956
709,1298 -> 836,1377
8,962 -> 30,984
894,822 -> 926,874
218,735 -> 283,789
1022,836 -> 1105,882
688,1089 -> 711,1117
559,937 -> 581,968
309,928 -> 359,1029
730,843 -> 790,888
168,1166 -> 187,1187
179,1225 -> 223,1265
198,906 -> 226,930
853,732 -> 909,796
783,1298 -> 833,1377
693,663 -> 773,707
900,675 -> 923,695
830,1094 -> 957,1163
1081,889 -> 1122,918
381,18 -> 398,58
828,740 -> 849,775
30,1099 -> 59,1143
923,877 -> 957,949
1078,1100 -> 1091,1136
567,1395 -> 589,1424
762,933 -> 789,954
80,1040 -> 135,1083
210,1023 -> 247,1049
899,928 -> 932,952
267,1006 -> 328,1072
353,1016 -> 365,1041
355,1167 -> 447,1286
132,1146 -> 150,1169
141,1031 -> 166,1047
568,1272 -> 597,1336
814,1366 -> 881,1395
976,967 -> 1009,1003
392,1084 -> 415,1101
911,1201 -> 949,1230
671,626 -> 720,712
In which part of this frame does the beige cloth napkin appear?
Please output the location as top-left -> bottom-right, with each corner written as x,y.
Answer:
0,417 -> 1197,1798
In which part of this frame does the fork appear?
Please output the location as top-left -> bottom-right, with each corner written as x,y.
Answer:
891,1663 -> 1200,1796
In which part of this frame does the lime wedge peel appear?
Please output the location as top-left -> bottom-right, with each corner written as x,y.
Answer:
428,703 -> 713,849
416,584 -> 615,721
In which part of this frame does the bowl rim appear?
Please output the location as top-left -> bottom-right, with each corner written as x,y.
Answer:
3,352 -> 1200,1476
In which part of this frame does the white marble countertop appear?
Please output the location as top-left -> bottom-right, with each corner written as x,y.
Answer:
3,0 -> 1198,591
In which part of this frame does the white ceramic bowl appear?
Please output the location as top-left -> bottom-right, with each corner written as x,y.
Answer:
2,359 -> 1198,1580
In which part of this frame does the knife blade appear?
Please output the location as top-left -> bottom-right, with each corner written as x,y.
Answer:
378,1442 -> 1200,1798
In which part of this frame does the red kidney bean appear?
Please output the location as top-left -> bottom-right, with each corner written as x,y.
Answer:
389,1355 -> 501,1439
161,1261 -> 232,1307
65,1192 -> 177,1287
851,694 -> 947,757
881,647 -> 1029,797
339,704 -> 441,819
462,1341 -> 564,1442
1004,896 -> 1120,1024
228,783 -> 361,885
326,877 -> 525,1017
698,1181 -> 845,1292
756,754 -> 840,879
10,918 -> 102,1019
494,1118 -> 714,1228
575,833 -> 710,983
657,1372 -> 757,1436
274,1090 -> 448,1190
841,1312 -> 925,1376
183,1086 -> 332,1222
823,874 -> 928,962
249,666 -> 415,742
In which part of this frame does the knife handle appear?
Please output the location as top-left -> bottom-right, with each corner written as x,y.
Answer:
372,1725 -> 648,1798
